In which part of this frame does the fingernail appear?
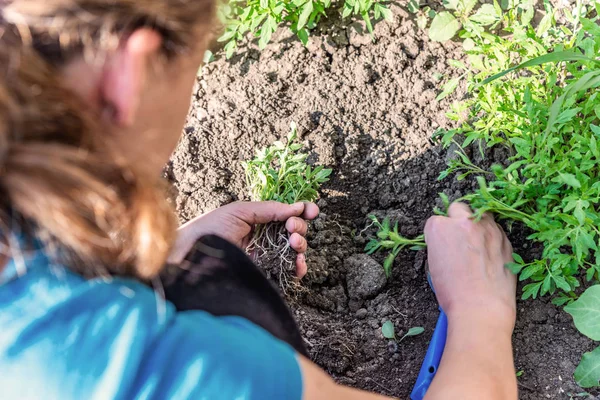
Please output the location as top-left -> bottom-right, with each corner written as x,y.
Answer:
292,202 -> 305,211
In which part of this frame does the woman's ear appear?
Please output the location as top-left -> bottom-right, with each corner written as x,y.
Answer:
101,29 -> 162,127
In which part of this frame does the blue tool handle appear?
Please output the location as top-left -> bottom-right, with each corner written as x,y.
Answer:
411,275 -> 448,400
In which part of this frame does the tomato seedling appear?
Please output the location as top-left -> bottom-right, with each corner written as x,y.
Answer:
382,320 -> 425,342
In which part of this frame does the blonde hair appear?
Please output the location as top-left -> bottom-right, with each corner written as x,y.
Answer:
0,0 -> 215,279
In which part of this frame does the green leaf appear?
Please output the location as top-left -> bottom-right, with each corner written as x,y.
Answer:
202,50 -> 215,64
429,12 -> 460,42
505,262 -> 523,274
404,326 -> 425,337
553,275 -> 571,292
443,0 -> 459,10
383,253 -> 395,277
541,274 -> 552,295
297,1 -> 314,30
520,263 -> 543,281
417,14 -> 428,29
459,0 -> 477,13
522,282 -> 542,300
574,345 -> 600,388
436,77 -> 460,101
554,173 -> 581,189
364,239 -> 381,254
555,108 -> 581,124
574,201 -> 587,225
480,51 -> 598,86
512,253 -> 524,264
258,16 -> 276,49
552,294 -> 572,307
297,28 -> 309,45
565,285 -> 600,341
469,4 -> 498,25
536,11 -> 553,37
342,4 -> 353,18
217,29 -> 237,43
407,0 -> 420,13
382,320 -> 396,339
374,3 -> 382,19
379,5 -> 393,21
224,40 -> 237,59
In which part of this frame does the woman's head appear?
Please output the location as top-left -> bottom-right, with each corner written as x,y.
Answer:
0,0 -> 215,278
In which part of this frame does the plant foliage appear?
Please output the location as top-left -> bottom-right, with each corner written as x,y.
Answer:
435,1 -> 600,304
427,0 -> 600,387
381,320 -> 425,342
217,0 -> 392,58
365,215 -> 426,277
243,122 -> 332,204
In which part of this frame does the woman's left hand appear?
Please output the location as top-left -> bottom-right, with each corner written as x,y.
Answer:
169,201 -> 320,278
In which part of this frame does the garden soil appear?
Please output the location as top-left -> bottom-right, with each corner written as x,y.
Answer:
168,5 -> 597,399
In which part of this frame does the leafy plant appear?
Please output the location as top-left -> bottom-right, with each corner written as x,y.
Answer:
407,0 -> 435,30
242,122 -> 331,280
427,0 -> 504,42
436,7 -> 600,303
243,122 -> 332,204
423,0 -> 600,388
217,0 -> 392,58
382,320 -> 425,342
365,215 -> 426,277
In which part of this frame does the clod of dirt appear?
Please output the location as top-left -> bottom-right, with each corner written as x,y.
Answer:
355,308 -> 368,319
347,22 -> 372,47
345,254 -> 387,300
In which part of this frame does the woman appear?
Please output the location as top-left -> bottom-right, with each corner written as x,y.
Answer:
0,1 -> 519,399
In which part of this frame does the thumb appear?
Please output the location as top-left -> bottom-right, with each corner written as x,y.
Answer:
230,201 -> 305,225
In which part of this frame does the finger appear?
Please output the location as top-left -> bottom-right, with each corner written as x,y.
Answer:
424,215 -> 446,242
501,230 -> 514,264
230,201 -> 305,225
447,202 -> 473,219
302,202 -> 320,220
286,216 -> 308,236
289,232 -> 308,253
479,211 -> 496,227
296,253 -> 308,279
482,211 -> 496,222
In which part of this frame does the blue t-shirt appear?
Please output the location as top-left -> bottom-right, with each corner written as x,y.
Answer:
0,249 -> 303,399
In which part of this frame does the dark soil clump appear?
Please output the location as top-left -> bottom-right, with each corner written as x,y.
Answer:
170,6 -> 596,399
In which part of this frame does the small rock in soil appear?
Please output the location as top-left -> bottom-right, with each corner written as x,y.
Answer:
349,299 -> 364,312
345,254 -> 387,300
413,251 -> 425,270
355,308 -> 368,319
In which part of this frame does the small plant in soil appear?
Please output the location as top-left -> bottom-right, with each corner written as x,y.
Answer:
217,0 -> 392,58
365,215 -> 425,277
427,0 -> 503,42
242,122 -> 331,284
382,320 -> 425,342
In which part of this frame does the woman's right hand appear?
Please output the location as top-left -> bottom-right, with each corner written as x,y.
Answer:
423,202 -> 518,400
424,202 -> 517,333
298,202 -> 519,400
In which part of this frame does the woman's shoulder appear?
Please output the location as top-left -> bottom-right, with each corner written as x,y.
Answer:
0,257 -> 302,400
